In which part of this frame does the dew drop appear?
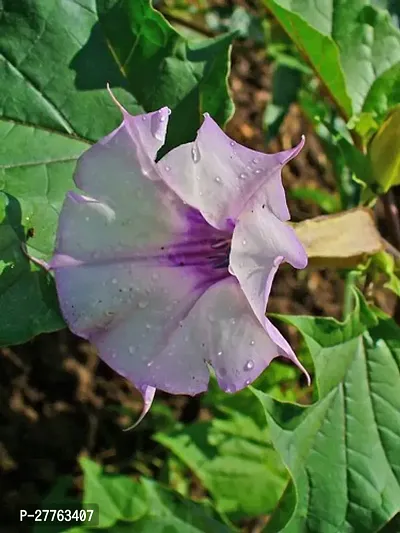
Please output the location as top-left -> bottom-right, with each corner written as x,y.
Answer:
217,351 -> 223,356
230,318 -> 236,325
254,169 -> 261,175
85,216 -> 89,222
245,379 -> 251,386
112,278 -> 117,284
242,239 -> 247,245
250,340 -> 255,346
138,300 -> 148,309
142,116 -> 147,121
239,172 -> 247,179
111,352 -> 117,359
252,158 -> 258,164
160,115 -> 166,122
145,324 -> 151,329
191,144 -> 200,163
215,176 -> 222,183
129,346 -> 136,354
151,113 -> 166,141
230,141 -> 235,147
165,165 -> 171,172
147,361 -> 153,367
244,359 -> 254,371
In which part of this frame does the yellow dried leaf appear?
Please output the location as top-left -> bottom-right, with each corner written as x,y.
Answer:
292,208 -> 383,268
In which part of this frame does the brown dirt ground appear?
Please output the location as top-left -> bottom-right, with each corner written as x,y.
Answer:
0,2 -> 397,532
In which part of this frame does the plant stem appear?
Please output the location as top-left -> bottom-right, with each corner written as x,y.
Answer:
343,270 -> 358,320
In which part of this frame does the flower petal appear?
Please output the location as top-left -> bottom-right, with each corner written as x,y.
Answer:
158,113 -> 304,230
158,276 -> 287,393
229,202 -> 308,378
51,103 -> 226,397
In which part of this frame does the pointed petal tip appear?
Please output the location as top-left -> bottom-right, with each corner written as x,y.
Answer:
122,385 -> 156,432
280,135 -> 306,165
106,83 -> 128,116
297,359 -> 311,387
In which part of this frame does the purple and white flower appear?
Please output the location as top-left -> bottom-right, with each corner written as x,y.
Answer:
50,94 -> 309,425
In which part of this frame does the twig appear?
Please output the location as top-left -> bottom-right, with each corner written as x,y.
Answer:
159,9 -> 216,38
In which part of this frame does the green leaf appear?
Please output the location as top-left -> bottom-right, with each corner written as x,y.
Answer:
80,458 -> 231,533
265,0 -> 400,120
253,294 -> 400,532
263,64 -> 303,142
156,388 -> 288,519
368,105 -> 400,192
80,457 -> 148,527
133,478 -> 232,533
0,190 -> 65,346
0,0 -> 234,345
288,187 -> 340,214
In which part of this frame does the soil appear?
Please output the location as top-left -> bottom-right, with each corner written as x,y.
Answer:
0,2 -> 397,532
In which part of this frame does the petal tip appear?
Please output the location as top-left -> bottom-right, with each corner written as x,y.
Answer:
122,385 -> 156,431
106,83 -> 128,115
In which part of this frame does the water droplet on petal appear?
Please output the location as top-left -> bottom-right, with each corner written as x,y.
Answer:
215,176 -> 222,183
165,165 -> 171,172
138,300 -> 148,309
147,360 -> 153,367
252,158 -> 258,164
151,113 -> 167,141
191,144 -> 200,163
244,359 -> 254,371
111,352 -> 117,359
142,116 -> 147,121
85,216 -> 89,222
250,340 -> 255,346
230,141 -> 235,147
242,239 -> 247,245
129,346 -> 135,354
112,278 -> 117,284
254,169 -> 261,174
239,172 -> 247,179
245,379 -> 251,386
230,318 -> 236,325
146,324 -> 151,329
217,351 -> 223,356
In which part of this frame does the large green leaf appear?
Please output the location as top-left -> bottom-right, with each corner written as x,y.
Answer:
80,457 -> 148,527
80,458 -> 231,532
253,295 -> 400,532
0,0 -> 234,345
156,374 -> 292,519
36,459 -> 231,533
265,0 -> 400,120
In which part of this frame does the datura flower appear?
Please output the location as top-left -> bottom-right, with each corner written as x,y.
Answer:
50,93 -> 309,427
